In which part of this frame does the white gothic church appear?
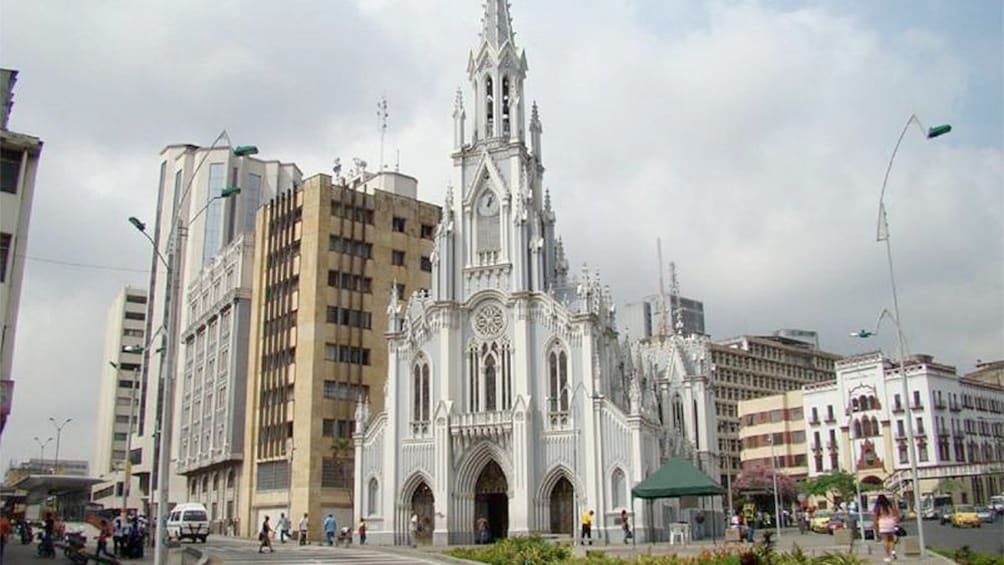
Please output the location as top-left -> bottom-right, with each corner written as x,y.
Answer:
353,1 -> 720,545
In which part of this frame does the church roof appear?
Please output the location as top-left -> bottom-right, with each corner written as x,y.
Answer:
631,457 -> 725,499
481,0 -> 515,49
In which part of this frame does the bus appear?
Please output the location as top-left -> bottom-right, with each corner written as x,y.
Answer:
920,494 -> 953,520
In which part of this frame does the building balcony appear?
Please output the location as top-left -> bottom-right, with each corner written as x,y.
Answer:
824,415 -> 837,424
808,416 -> 820,425
892,404 -> 905,414
934,400 -> 947,410
911,403 -> 924,411
411,420 -> 430,437
451,410 -> 513,438
949,403 -> 962,413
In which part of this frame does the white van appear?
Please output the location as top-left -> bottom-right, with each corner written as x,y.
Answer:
166,503 -> 210,543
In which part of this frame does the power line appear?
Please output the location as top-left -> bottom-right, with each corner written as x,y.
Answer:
18,255 -> 149,274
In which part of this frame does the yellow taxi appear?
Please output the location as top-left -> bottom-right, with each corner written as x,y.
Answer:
951,505 -> 982,528
810,510 -> 833,533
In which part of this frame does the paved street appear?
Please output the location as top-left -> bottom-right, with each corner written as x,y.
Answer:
191,536 -> 445,564
901,518 -> 1004,556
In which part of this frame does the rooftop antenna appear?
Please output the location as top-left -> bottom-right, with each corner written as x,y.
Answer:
656,238 -> 669,339
377,96 -> 389,171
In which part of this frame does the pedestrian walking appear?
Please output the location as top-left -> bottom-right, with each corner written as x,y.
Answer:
277,513 -> 289,543
874,494 -> 900,563
298,513 -> 309,545
96,519 -> 115,559
621,510 -> 632,544
475,515 -> 489,544
580,510 -> 594,545
409,513 -> 419,547
323,514 -> 336,546
258,515 -> 274,553
358,518 -> 367,545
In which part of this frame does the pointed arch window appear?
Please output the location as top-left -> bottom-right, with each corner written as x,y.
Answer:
485,76 -> 494,136
611,468 -> 626,510
367,478 -> 380,516
501,76 -> 511,137
412,358 -> 431,436
547,345 -> 569,427
853,419 -> 862,439
870,416 -> 879,437
469,340 -> 512,413
861,418 -> 871,437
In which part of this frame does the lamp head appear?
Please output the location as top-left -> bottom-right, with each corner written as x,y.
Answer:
850,330 -> 874,338
122,345 -> 144,354
128,217 -> 146,232
233,145 -> 259,157
927,124 -> 952,139
220,187 -> 242,198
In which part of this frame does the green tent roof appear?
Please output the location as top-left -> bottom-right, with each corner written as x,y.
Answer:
631,457 -> 726,499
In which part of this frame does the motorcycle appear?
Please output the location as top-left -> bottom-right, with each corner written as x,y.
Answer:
36,533 -> 55,559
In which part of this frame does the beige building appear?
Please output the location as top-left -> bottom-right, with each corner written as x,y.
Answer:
711,334 -> 842,488
240,169 -> 439,539
738,390 -> 808,479
0,68 -> 43,438
91,286 -> 147,512
966,360 -> 1004,387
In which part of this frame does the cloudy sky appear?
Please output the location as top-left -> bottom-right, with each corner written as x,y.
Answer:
1,1 -> 1001,470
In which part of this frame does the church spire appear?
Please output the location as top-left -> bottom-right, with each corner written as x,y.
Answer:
480,0 -> 515,49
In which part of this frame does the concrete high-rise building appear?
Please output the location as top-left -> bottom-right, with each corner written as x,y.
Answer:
131,141 -> 300,522
623,294 -> 706,339
239,169 -> 439,538
710,334 -> 841,489
0,68 -> 43,437
91,287 -> 147,512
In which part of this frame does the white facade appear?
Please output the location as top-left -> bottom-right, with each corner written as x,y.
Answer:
91,287 -> 147,512
0,68 -> 43,437
132,142 -> 300,519
175,233 -> 254,533
354,2 -> 718,545
803,352 -> 1004,505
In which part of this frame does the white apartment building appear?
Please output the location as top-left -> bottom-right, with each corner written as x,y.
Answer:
91,286 -> 148,512
131,142 -> 300,521
802,352 -> 1004,506
0,68 -> 43,438
176,234 -> 254,533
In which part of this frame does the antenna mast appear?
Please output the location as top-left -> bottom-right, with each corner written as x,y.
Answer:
377,96 -> 389,171
657,238 -> 669,338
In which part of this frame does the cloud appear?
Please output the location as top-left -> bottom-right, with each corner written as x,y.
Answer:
0,1 -> 999,470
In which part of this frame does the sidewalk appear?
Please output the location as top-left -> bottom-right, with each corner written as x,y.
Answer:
1,537 -> 186,565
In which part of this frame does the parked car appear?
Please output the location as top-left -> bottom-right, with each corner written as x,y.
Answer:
166,502 -> 210,542
990,495 -> 1004,515
826,513 -> 847,534
975,506 -> 996,524
951,505 -> 982,528
810,510 -> 833,533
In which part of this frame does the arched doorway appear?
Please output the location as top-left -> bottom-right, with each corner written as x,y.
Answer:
411,482 -> 435,544
474,461 -> 508,542
549,477 -> 574,534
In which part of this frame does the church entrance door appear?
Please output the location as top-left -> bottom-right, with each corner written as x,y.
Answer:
474,460 -> 508,542
411,482 -> 435,544
549,477 -> 574,534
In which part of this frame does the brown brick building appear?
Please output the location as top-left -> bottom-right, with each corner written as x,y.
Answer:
239,170 -> 439,538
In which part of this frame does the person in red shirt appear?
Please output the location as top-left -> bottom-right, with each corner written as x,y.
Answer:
96,519 -> 114,559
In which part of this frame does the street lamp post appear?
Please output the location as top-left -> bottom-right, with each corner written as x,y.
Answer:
33,436 -> 53,468
869,114 -> 951,560
767,436 -> 782,541
49,417 -> 72,474
130,131 -> 254,565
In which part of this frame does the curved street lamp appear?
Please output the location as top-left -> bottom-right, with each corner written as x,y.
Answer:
868,114 -> 951,560
128,131 -> 253,565
33,436 -> 53,467
49,417 -> 73,474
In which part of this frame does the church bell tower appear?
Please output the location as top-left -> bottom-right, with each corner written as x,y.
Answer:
434,1 -> 557,303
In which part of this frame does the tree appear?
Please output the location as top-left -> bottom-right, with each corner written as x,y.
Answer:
803,470 -> 857,507
935,478 -> 963,495
734,465 -> 799,502
331,437 -> 355,502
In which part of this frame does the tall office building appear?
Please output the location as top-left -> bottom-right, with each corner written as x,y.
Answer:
91,287 -> 147,511
0,68 -> 43,437
623,294 -> 706,339
710,334 -> 841,488
239,169 -> 439,538
131,142 -> 300,521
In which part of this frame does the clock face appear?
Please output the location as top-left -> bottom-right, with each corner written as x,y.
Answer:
478,191 -> 499,216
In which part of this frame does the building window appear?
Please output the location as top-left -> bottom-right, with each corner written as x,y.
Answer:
548,347 -> 569,415
392,216 -> 406,233
125,294 -> 147,304
124,311 -> 145,321
324,343 -> 371,365
203,162 -> 226,266
898,444 -> 909,464
326,306 -> 372,329
322,419 -> 336,437
0,149 -> 21,194
393,282 -> 405,299
327,270 -> 372,293
329,236 -> 372,258
323,381 -> 369,401
0,233 -> 10,283
420,224 -> 435,239
367,478 -> 380,516
420,256 -> 433,272
412,359 -> 431,428
391,250 -> 406,266
913,390 -> 922,408
611,468 -> 626,510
